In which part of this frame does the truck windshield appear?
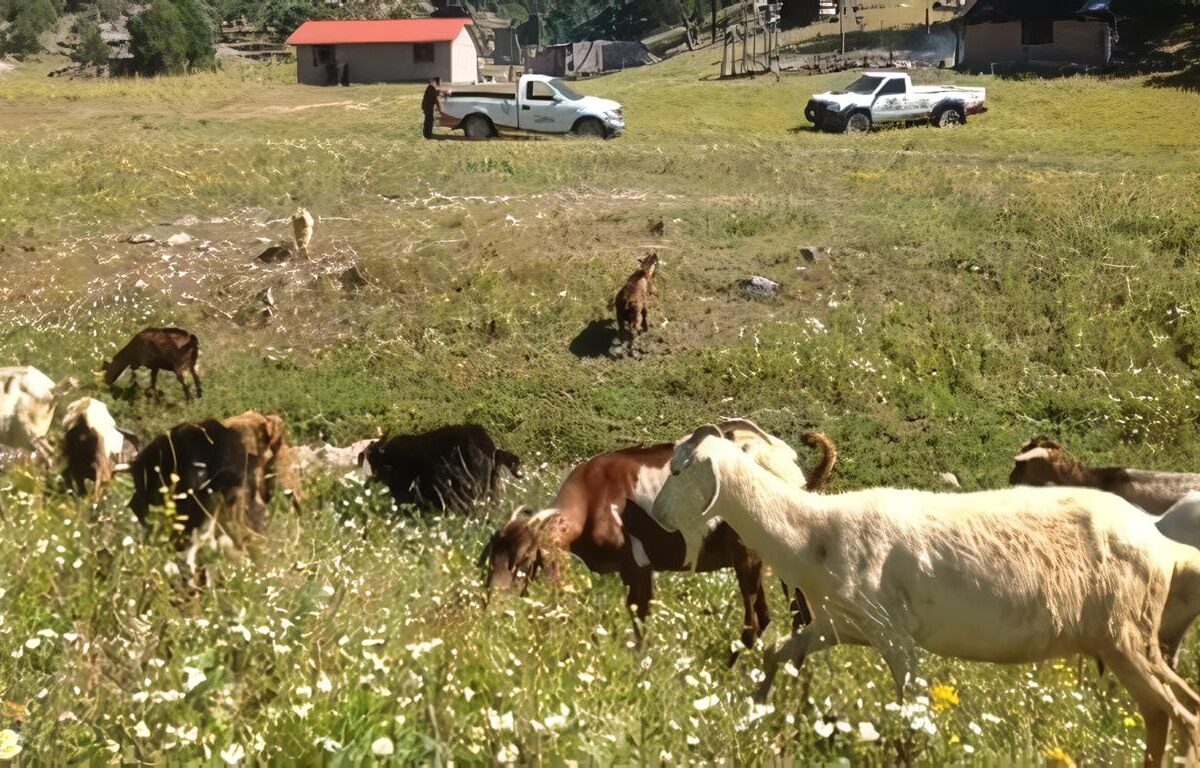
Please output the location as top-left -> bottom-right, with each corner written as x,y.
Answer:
549,79 -> 584,100
845,75 -> 883,95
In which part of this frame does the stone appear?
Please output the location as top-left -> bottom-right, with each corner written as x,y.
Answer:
741,275 -> 780,298
127,233 -> 155,244
166,232 -> 193,247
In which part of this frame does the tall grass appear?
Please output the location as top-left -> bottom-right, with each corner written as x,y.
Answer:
0,46 -> 1199,764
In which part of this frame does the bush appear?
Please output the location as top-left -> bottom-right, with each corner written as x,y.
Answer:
174,0 -> 216,70
1,0 -> 59,55
263,0 -> 314,36
71,19 -> 110,68
128,0 -> 189,74
128,0 -> 214,75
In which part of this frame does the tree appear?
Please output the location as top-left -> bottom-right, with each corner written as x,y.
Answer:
1,0 -> 59,55
174,0 -> 216,70
71,18 -> 110,67
128,0 -> 189,74
263,0 -> 314,36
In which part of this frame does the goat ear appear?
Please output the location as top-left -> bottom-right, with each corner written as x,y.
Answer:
1014,446 -> 1051,462
719,418 -> 772,444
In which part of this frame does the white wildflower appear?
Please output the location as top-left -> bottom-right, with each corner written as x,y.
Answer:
371,737 -> 394,757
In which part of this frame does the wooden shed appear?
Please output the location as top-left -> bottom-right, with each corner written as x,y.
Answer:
287,18 -> 478,85
956,0 -> 1115,71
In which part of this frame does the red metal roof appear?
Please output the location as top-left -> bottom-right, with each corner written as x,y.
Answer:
286,18 -> 472,46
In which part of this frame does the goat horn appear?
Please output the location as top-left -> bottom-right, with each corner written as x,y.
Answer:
1013,446 -> 1051,462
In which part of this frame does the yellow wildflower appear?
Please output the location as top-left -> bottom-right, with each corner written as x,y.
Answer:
931,684 -> 960,710
1044,746 -> 1075,767
1123,714 -> 1140,728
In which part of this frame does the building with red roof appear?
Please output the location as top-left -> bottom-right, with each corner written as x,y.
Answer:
287,18 -> 478,85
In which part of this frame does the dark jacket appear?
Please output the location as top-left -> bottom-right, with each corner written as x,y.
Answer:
422,84 -> 439,113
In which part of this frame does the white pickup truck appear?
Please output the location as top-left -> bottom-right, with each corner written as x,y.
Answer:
804,71 -> 986,133
437,74 -> 625,139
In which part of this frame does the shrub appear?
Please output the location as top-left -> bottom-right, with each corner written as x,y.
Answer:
1,0 -> 59,55
71,19 -> 110,68
128,0 -> 214,75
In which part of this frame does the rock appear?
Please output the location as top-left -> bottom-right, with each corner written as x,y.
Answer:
801,246 -> 831,262
741,275 -> 780,298
166,232 -> 193,247
173,215 -> 201,226
257,244 -> 292,263
340,263 -> 368,291
937,472 -> 960,489
127,233 -> 155,244
254,237 -> 272,244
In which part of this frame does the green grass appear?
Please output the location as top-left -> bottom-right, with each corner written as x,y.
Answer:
1,47 -> 1199,764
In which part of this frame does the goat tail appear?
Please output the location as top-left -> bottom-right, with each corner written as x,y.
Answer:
799,431 -> 837,491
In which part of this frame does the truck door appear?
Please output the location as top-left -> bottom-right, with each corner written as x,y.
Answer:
521,79 -> 570,133
870,77 -> 909,123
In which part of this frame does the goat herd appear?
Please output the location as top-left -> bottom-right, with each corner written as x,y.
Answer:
9,322 -> 1200,765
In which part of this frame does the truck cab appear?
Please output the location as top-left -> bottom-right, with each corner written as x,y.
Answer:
438,74 -> 625,139
805,71 -> 986,133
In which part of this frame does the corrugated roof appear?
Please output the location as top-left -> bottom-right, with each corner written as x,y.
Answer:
961,0 -> 1113,23
286,18 -> 472,46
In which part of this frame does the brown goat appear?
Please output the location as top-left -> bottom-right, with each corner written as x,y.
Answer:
222,410 -> 296,523
613,253 -> 659,355
1010,436 -> 1200,516
104,327 -> 202,402
480,427 -> 836,660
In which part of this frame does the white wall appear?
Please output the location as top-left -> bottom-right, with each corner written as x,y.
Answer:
449,28 -> 479,84
295,39 -> 477,85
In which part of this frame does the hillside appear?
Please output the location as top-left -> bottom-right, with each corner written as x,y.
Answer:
1,46 -> 1200,764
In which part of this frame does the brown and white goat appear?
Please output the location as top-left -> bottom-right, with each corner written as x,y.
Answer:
61,397 -> 138,499
480,422 -> 836,659
1010,436 -> 1200,516
103,327 -> 202,402
613,253 -> 658,355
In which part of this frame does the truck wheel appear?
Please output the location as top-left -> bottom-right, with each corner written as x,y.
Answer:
573,118 -> 606,138
933,105 -> 965,128
463,115 -> 494,140
844,112 -> 872,133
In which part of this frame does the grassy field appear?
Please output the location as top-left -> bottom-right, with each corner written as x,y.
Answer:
1,45 -> 1200,764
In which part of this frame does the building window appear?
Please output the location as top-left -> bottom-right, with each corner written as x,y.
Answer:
413,43 -> 435,63
1021,19 -> 1054,45
313,45 -> 334,67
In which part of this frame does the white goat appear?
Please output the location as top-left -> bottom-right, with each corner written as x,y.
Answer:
652,425 -> 1200,767
0,366 -> 55,459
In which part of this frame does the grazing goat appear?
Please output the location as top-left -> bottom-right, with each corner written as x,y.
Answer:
0,366 -> 55,460
130,419 -> 250,545
360,424 -> 519,514
613,252 -> 658,355
222,410 -> 296,516
61,397 -> 138,498
480,421 -> 836,656
1010,436 -> 1200,515
104,328 -> 202,402
652,425 -> 1200,768
293,208 -> 314,258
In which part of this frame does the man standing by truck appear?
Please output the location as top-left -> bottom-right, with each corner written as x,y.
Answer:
422,77 -> 443,140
